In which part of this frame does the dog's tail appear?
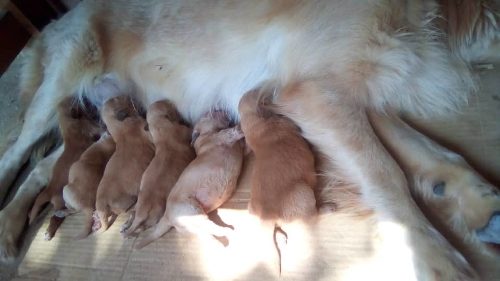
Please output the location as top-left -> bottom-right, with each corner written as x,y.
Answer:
29,190 -> 51,224
135,216 -> 173,250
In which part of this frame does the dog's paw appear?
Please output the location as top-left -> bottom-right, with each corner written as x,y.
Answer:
411,226 -> 478,281
0,210 -> 25,262
0,235 -> 18,263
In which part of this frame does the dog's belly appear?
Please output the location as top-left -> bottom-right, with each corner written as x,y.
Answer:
120,0 -> 372,122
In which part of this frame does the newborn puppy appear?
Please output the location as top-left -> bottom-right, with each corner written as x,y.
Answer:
96,95 -> 155,230
239,89 -> 317,221
122,100 -> 195,236
59,133 -> 116,239
136,111 -> 244,249
29,97 -> 102,239
238,89 -> 317,272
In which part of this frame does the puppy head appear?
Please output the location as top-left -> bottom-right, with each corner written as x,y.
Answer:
101,95 -> 136,124
147,100 -> 182,124
191,110 -> 231,144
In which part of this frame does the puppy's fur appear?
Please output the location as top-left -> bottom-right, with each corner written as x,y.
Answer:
96,96 -> 154,230
28,97 -> 101,238
123,100 -> 194,236
239,89 -> 318,273
60,132 -> 115,239
136,112 -> 244,249
239,89 -> 317,221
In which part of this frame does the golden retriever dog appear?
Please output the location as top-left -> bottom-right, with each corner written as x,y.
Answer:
122,100 -> 195,236
0,0 -> 499,278
238,89 -> 318,273
96,95 -> 155,231
56,133 -> 116,239
28,97 -> 102,239
135,112 -> 244,249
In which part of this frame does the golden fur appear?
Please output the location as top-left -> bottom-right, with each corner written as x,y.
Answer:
60,133 -> 115,239
123,100 -> 194,236
95,96 -> 155,230
28,97 -> 102,239
136,112 -> 244,249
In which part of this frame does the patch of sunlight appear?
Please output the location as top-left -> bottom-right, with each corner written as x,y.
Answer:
194,209 -> 315,280
339,220 -> 417,281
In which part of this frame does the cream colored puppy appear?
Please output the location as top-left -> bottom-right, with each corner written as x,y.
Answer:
136,111 -> 244,249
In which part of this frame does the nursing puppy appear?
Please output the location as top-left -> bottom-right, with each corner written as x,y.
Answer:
239,89 -> 317,272
136,112 -> 244,249
59,133 -> 115,239
122,100 -> 194,236
96,95 -> 155,231
29,97 -> 102,239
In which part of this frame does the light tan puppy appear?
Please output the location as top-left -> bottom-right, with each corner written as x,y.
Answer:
122,100 -> 195,236
29,97 -> 102,239
239,89 -> 317,272
58,133 -> 116,239
96,95 -> 155,231
136,112 -> 244,249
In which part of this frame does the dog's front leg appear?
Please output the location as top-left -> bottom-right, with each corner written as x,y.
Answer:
368,112 -> 500,262
276,81 -> 477,281
0,145 -> 62,262
0,82 -> 62,203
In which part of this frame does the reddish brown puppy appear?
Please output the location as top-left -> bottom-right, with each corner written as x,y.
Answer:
96,95 -> 155,230
58,133 -> 116,239
136,111 -> 244,249
122,100 -> 194,236
29,97 -> 102,239
238,89 -> 318,272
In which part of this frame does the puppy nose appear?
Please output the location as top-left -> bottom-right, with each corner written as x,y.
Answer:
476,211 -> 500,244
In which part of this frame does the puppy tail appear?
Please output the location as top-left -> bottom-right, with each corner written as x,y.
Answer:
135,217 -> 172,250
29,190 -> 51,224
273,224 -> 288,276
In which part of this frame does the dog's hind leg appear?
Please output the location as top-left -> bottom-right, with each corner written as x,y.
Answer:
277,81 -> 478,281
369,112 -> 500,258
0,145 -> 62,262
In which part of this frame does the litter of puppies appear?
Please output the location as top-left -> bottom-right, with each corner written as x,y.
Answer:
25,93 -> 323,275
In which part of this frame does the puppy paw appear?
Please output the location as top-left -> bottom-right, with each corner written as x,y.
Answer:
43,231 -> 53,241
91,211 -> 101,232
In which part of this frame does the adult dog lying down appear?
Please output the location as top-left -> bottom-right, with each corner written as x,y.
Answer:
0,0 -> 499,279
